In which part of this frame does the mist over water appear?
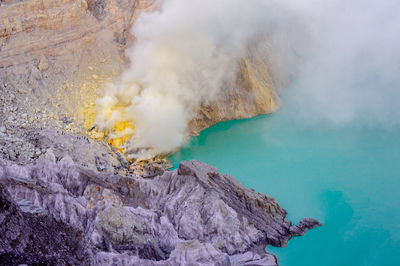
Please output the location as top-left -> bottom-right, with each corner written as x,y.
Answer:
286,0 -> 400,125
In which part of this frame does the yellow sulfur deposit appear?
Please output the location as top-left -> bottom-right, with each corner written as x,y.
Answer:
107,121 -> 135,152
82,99 -> 136,152
71,76 -> 136,153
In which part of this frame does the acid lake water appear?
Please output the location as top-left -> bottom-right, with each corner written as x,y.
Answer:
170,94 -> 400,265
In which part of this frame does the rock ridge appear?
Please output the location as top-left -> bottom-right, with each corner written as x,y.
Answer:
0,157 -> 320,265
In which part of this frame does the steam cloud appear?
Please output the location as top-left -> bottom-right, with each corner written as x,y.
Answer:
95,0 -> 400,158
94,0 -> 289,158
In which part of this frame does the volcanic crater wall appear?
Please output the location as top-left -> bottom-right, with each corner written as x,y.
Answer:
0,2 -> 322,265
0,0 -> 290,161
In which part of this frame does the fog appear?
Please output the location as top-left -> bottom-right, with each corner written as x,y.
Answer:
285,0 -> 400,126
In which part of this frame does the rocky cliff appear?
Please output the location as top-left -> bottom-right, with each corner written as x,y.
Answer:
0,151 -> 320,265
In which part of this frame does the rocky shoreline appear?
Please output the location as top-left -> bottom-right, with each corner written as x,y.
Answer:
0,149 -> 320,265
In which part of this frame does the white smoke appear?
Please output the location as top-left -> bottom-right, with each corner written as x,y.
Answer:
94,0 -> 292,158
95,0 -> 400,158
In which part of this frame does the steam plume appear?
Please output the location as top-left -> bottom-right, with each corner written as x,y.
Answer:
94,0 -> 288,158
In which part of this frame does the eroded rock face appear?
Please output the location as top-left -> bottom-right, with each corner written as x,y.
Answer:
0,182 -> 90,265
0,0 -> 155,164
0,156 -> 320,265
0,0 -> 290,160
0,0 -> 154,68
188,50 -> 283,135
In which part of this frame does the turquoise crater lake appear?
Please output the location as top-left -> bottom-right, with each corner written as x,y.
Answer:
170,93 -> 400,265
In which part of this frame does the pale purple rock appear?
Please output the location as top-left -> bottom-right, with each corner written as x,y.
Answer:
0,156 -> 321,265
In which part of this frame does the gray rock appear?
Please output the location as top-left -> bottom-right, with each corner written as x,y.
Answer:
0,182 -> 90,265
289,217 -> 321,236
38,55 -> 49,72
0,158 -> 320,265
8,149 -> 17,161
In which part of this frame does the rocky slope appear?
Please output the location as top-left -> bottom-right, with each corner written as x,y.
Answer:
0,0 -> 154,163
0,0 -> 288,157
0,149 -> 320,265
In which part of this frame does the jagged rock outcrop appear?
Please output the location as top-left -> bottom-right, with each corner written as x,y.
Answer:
0,155 -> 320,265
0,182 -> 90,265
